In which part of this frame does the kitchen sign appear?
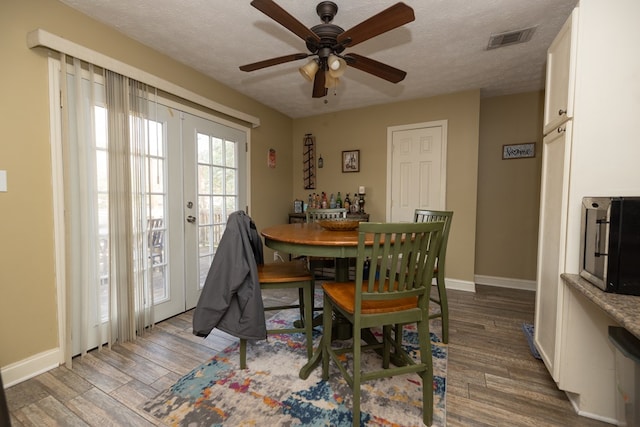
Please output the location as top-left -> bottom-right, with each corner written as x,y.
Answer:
502,142 -> 535,159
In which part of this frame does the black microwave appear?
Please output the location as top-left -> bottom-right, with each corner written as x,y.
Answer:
579,197 -> 640,295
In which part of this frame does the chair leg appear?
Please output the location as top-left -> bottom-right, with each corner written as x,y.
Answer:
437,271 -> 449,344
382,325 -> 391,369
417,318 -> 434,426
321,293 -> 332,381
303,282 -> 314,360
240,338 -> 247,369
352,325 -> 362,427
298,287 -> 305,323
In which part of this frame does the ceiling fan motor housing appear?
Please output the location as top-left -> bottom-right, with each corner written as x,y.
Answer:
316,1 -> 338,23
307,24 -> 345,56
307,1 -> 346,58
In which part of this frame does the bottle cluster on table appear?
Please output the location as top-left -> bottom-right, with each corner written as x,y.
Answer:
307,190 -> 365,213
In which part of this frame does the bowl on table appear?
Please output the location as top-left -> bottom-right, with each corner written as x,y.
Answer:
317,218 -> 360,231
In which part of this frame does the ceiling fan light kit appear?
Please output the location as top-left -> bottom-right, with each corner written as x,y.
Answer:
327,54 -> 347,78
324,74 -> 339,89
240,0 -> 415,98
299,59 -> 320,81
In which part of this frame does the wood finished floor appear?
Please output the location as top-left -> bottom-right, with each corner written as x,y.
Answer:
5,285 -> 611,426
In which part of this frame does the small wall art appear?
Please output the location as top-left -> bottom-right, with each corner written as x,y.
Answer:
342,150 -> 360,173
502,142 -> 535,160
268,148 -> 276,168
303,134 -> 316,189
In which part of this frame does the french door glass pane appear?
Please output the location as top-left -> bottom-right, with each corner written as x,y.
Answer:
146,120 -> 168,303
196,132 -> 239,289
94,109 -> 169,316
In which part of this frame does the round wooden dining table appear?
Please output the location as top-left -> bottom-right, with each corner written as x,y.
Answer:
261,222 -> 370,282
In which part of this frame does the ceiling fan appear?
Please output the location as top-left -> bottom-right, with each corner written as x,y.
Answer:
239,0 -> 415,98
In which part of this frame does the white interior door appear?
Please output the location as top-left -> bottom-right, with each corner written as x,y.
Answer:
182,112 -> 248,309
387,121 -> 448,222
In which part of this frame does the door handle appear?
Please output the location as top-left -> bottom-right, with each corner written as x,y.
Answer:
186,215 -> 196,224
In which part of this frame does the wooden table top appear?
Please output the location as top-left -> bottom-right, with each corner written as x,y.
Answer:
261,222 -> 363,247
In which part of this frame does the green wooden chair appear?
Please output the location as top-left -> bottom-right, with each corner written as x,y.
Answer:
305,208 -> 348,280
321,221 -> 444,426
414,209 -> 453,343
239,259 -> 314,369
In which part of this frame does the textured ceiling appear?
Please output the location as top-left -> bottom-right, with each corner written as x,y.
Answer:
58,0 -> 578,118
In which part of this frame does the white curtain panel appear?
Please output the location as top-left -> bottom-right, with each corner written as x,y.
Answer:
60,56 -> 155,367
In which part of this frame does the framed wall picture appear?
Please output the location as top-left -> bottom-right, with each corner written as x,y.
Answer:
502,142 -> 535,159
342,150 -> 360,173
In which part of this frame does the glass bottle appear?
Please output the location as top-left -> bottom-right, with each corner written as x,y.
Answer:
336,192 -> 342,208
344,193 -> 350,211
329,193 -> 336,209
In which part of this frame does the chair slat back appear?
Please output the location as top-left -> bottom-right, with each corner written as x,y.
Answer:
414,209 -> 453,268
355,222 -> 443,310
306,208 -> 347,222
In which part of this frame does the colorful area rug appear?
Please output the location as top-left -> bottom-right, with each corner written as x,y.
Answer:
143,308 -> 447,426
522,323 -> 542,360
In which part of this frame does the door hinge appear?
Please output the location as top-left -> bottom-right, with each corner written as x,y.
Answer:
245,142 -> 248,153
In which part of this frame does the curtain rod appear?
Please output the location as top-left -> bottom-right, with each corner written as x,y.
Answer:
27,28 -> 261,128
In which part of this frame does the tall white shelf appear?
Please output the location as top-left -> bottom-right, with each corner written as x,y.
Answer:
534,0 -> 640,422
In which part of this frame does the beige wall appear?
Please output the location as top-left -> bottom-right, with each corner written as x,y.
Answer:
475,92 -> 544,280
292,90 -> 481,284
0,0 -> 293,368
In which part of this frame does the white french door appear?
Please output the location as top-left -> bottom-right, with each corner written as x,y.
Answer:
52,58 -> 249,357
182,112 -> 248,308
154,107 -> 248,320
67,96 -> 247,352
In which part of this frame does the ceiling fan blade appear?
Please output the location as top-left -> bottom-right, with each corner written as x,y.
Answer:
345,53 -> 407,83
250,0 -> 320,45
337,2 -> 415,48
239,53 -> 309,72
312,67 -> 328,98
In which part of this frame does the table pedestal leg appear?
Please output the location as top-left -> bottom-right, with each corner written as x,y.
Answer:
335,258 -> 350,282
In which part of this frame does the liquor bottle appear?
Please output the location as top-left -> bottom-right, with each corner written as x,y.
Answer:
344,193 -> 350,211
352,192 -> 359,213
321,192 -> 328,209
329,193 -> 336,208
336,192 -> 342,208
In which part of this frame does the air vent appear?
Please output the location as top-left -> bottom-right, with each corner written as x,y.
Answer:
487,26 -> 536,50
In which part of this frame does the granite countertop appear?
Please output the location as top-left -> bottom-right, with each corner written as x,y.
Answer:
561,273 -> 640,340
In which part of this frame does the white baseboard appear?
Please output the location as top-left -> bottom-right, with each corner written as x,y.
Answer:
1,348 -> 62,387
565,391 -> 618,425
444,277 -> 476,293
474,274 -> 536,291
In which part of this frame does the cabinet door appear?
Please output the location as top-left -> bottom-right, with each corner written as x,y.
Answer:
543,8 -> 578,135
534,122 -> 572,381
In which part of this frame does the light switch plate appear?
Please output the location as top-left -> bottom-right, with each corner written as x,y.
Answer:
0,170 -> 7,192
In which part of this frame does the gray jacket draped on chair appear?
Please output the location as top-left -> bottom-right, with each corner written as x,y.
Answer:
192,211 -> 266,340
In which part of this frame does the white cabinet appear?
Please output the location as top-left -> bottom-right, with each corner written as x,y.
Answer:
535,0 -> 640,422
534,123 -> 572,381
543,10 -> 578,135
535,6 -> 578,382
